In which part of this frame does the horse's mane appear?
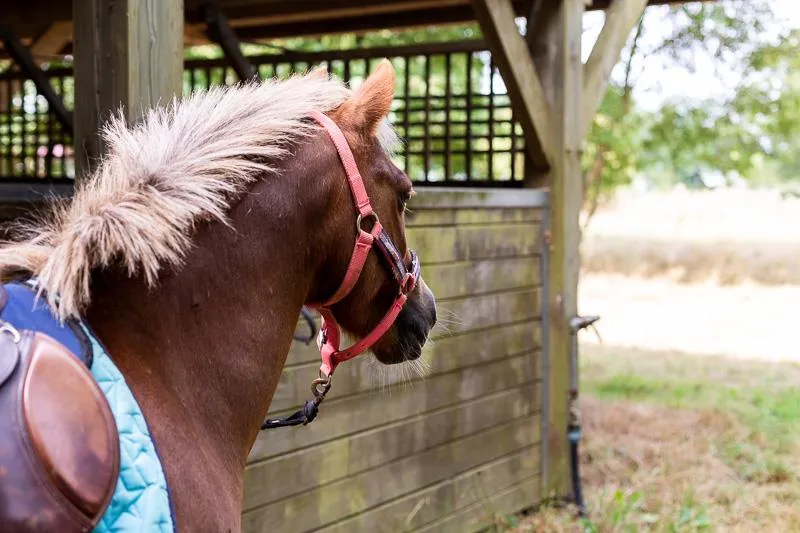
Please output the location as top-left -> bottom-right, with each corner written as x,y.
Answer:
0,74 -> 353,320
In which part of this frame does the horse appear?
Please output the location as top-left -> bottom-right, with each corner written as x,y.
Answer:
0,59 -> 437,532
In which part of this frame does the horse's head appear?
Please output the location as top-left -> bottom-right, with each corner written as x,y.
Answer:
304,60 -> 437,371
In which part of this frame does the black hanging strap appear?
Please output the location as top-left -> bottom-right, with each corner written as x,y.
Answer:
261,399 -> 321,429
261,374 -> 332,430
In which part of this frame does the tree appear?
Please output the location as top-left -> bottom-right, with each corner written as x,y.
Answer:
730,28 -> 800,182
581,0 -> 783,225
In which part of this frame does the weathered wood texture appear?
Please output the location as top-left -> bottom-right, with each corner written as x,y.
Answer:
241,189 -> 546,532
3,0 -> 711,46
72,0 -> 183,176
538,0 -> 585,500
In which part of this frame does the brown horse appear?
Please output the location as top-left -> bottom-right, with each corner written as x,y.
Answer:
0,60 -> 436,531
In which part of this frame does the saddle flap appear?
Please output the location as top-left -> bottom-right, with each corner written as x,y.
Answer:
21,333 -> 120,518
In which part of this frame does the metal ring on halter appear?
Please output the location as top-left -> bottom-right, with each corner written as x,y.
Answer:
0,322 -> 21,344
356,212 -> 379,233
310,373 -> 332,400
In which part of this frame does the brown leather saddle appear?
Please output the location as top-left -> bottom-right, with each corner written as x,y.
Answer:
0,285 -> 120,532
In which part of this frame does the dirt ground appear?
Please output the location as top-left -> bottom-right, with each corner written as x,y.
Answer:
578,188 -> 799,363
579,273 -> 800,363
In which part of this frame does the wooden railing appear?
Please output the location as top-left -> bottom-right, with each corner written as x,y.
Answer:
0,40 -> 526,187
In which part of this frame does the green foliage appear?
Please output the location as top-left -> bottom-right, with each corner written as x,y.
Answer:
268,25 -> 482,52
583,0 -> 797,214
583,86 -> 645,208
641,99 -> 765,180
732,29 -> 800,181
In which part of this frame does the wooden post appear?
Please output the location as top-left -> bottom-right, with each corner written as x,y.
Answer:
582,0 -> 648,137
73,0 -> 183,176
526,0 -> 585,500
524,0 -> 560,187
473,0 -> 585,503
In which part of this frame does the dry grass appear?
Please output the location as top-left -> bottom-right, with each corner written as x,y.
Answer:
581,188 -> 800,286
581,237 -> 800,286
501,344 -> 800,532
501,187 -> 800,531
514,395 -> 800,533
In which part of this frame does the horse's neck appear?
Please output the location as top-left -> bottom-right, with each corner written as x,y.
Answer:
85,191 -> 316,486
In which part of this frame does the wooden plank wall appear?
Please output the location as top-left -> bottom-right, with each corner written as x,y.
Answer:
242,188 -> 548,533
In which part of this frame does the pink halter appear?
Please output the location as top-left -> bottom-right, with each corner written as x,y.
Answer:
306,110 -> 420,379
261,110 -> 420,430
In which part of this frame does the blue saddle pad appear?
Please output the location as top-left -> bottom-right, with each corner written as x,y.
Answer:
0,281 -> 92,366
0,281 -> 175,533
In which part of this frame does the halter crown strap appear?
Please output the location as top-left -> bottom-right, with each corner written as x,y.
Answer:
308,110 -> 372,218
305,110 -> 382,308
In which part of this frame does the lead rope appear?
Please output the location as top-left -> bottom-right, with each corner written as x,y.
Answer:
260,373 -> 332,429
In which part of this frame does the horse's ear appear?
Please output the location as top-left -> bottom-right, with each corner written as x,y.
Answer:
341,58 -> 395,135
307,64 -> 328,80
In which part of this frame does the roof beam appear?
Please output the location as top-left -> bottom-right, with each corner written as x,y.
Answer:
2,0 -> 714,46
581,0 -> 648,138
30,21 -> 73,57
470,0 -> 555,171
200,2 -> 257,80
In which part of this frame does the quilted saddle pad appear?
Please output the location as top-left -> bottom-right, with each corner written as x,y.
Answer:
0,281 -> 176,533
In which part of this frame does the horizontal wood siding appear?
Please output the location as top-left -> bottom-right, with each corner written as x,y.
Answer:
243,189 -> 546,532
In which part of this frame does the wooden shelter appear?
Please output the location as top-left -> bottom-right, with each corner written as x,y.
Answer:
0,0 -> 699,530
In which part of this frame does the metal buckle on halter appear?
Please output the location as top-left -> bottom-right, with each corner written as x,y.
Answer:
356,212 -> 379,233
400,250 -> 420,294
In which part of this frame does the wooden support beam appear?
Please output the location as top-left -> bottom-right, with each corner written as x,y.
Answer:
30,21 -> 74,57
470,0 -> 556,171
549,0 -> 584,500
529,0 -> 585,501
200,2 -> 257,81
581,0 -> 647,138
0,26 -> 74,135
73,0 -> 183,177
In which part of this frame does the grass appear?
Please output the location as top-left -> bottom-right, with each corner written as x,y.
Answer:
581,188 -> 800,286
503,187 -> 800,531
509,344 -> 800,532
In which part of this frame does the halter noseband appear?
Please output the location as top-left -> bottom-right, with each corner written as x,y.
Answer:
261,110 -> 420,429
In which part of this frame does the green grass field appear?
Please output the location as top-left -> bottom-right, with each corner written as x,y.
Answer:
508,344 -> 800,532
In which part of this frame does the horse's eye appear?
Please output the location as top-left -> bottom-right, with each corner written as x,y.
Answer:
398,191 -> 412,211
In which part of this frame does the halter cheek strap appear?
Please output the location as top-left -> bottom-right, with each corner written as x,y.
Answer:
305,110 -> 419,378
261,110 -> 420,430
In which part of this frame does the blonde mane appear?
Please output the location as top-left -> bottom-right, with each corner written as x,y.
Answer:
0,73 -> 353,320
